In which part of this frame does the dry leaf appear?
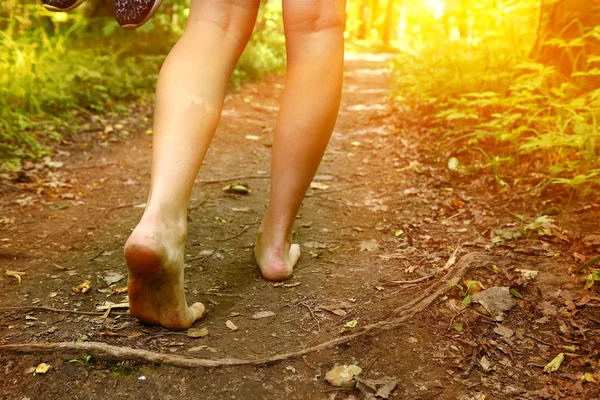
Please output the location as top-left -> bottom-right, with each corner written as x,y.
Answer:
35,363 -> 51,374
6,270 -> 26,284
72,280 -> 91,293
103,271 -> 125,286
582,372 -> 598,383
187,327 -> 209,338
544,353 -> 565,373
251,311 -> 275,320
325,365 -> 362,387
226,320 -> 238,331
222,183 -> 251,194
310,182 -> 329,190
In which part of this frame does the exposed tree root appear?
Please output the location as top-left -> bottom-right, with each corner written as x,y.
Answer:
0,306 -> 126,316
0,253 -> 496,368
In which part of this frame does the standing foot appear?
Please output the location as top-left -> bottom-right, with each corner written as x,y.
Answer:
124,213 -> 205,330
254,227 -> 301,281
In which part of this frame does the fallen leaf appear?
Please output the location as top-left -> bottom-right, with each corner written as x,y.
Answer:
48,292 -> 58,298
479,356 -> 492,372
544,353 -> 565,373
453,322 -> 463,332
187,327 -> 209,338
516,269 -> 538,280
582,372 -> 598,383
5,270 -> 26,284
325,365 -> 362,387
226,320 -> 238,331
465,280 -> 485,294
310,182 -> 329,190
72,280 -> 91,294
448,157 -> 459,171
345,319 -> 358,328
222,183 -> 251,195
103,271 -> 125,286
355,376 -> 397,399
111,287 -> 128,295
251,311 -> 275,320
510,288 -> 524,299
493,325 -> 514,338
35,363 -> 51,374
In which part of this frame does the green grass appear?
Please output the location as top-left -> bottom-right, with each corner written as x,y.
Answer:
0,6 -> 286,171
391,14 -> 600,199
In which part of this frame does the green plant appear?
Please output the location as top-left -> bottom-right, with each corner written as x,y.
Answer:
69,355 -> 92,367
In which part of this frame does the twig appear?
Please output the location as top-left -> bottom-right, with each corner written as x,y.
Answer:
196,291 -> 244,298
0,306 -> 127,316
462,346 -> 479,378
447,308 -> 467,331
215,225 -> 250,242
109,202 -> 146,211
198,175 -> 270,184
363,355 -> 380,377
90,249 -> 105,261
300,302 -> 321,332
0,253 -> 494,368
187,253 -> 214,264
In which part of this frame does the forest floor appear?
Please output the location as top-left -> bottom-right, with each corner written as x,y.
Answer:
1,53 -> 600,400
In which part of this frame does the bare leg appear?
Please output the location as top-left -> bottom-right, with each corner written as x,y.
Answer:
255,0 -> 345,280
125,0 -> 260,330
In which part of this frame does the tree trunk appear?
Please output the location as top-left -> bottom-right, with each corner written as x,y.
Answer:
382,0 -> 397,44
358,0 -> 369,39
532,0 -> 600,86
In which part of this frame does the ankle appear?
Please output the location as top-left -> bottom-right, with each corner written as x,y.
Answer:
139,203 -> 188,238
258,210 -> 294,245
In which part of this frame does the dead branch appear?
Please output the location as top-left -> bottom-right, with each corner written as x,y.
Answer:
0,253 -> 494,368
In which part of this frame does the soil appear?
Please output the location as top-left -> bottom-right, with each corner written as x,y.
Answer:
1,53 -> 600,400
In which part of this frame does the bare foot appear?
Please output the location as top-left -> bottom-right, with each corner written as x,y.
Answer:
124,214 -> 205,330
254,229 -> 301,281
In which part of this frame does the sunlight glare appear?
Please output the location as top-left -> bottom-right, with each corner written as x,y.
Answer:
427,0 -> 445,20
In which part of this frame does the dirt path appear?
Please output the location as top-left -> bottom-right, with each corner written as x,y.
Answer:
1,54 -> 600,400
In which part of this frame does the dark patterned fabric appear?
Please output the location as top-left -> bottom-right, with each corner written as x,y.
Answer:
116,0 -> 161,28
42,0 -> 80,10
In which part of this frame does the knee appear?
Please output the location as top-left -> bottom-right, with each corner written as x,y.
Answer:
187,0 -> 260,50
283,0 -> 346,35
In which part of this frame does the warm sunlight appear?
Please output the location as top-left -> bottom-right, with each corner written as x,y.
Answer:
1,0 -> 600,398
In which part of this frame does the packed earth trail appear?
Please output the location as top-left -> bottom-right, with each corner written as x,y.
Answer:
1,54 -> 600,400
